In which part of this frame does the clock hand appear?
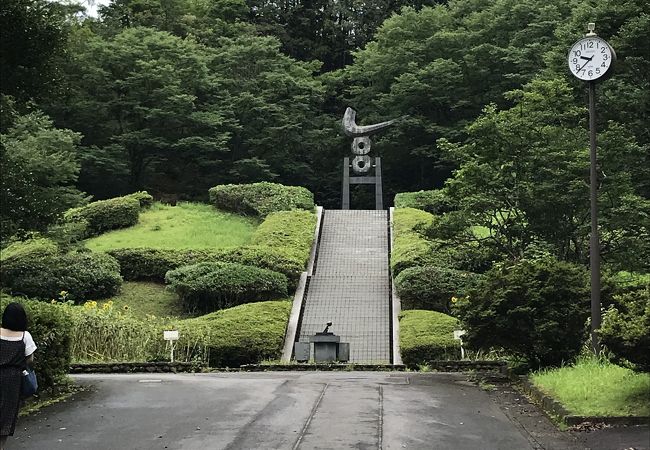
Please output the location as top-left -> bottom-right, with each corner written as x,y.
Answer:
578,55 -> 594,72
580,56 -> 591,61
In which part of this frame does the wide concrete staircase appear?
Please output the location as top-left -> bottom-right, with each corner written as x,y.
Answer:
297,210 -> 391,363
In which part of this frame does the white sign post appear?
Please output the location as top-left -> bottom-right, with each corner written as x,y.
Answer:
453,330 -> 467,360
163,330 -> 179,362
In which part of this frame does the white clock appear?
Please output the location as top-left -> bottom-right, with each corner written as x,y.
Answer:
568,36 -> 615,81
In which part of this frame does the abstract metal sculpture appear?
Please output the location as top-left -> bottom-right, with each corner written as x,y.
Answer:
341,107 -> 399,210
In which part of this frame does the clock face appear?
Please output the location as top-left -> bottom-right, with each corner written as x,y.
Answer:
568,37 -> 614,81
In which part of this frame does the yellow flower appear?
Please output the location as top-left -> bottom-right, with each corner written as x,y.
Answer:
51,299 -> 57,304
451,296 -> 458,303
83,300 -> 98,309
123,305 -> 129,311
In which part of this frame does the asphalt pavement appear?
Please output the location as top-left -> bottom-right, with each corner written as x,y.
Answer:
6,372 -> 649,450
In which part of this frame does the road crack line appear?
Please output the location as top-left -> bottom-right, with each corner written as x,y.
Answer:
292,383 -> 329,450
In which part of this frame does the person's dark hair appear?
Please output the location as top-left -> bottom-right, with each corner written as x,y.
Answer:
2,302 -> 28,331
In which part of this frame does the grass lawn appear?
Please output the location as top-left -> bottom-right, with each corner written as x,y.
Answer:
531,356 -> 650,417
96,281 -> 187,318
85,202 -> 257,251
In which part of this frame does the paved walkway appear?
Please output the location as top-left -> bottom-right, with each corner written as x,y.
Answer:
298,210 -> 391,363
7,372 -> 618,450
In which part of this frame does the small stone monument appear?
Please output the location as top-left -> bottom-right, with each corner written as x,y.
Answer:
341,108 -> 400,210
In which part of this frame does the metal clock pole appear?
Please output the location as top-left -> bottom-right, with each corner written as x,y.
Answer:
569,22 -> 615,355
588,77 -> 600,355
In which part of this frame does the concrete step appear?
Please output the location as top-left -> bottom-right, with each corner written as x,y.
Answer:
298,209 -> 391,363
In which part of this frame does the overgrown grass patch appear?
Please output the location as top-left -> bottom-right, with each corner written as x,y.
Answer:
85,202 -> 256,251
96,281 -> 186,318
531,356 -> 650,417
66,299 -> 291,367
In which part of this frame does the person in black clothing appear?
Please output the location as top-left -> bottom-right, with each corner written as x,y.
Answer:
0,303 -> 37,450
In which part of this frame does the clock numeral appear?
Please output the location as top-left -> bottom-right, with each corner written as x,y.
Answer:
588,41 -> 594,48
596,68 -> 601,75
603,54 -> 608,60
572,58 -> 578,63
588,70 -> 593,77
601,62 -> 607,68
580,69 -> 586,75
601,47 -> 606,53
575,64 -> 581,71
574,50 -> 581,57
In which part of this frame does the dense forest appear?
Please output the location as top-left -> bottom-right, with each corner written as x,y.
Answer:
1,0 -> 649,240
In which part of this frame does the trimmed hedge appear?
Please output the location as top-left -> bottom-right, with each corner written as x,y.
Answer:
0,295 -> 73,390
399,310 -> 461,368
107,246 -> 304,286
391,208 -> 436,276
395,265 -> 480,313
394,189 -> 454,215
172,301 -> 291,367
250,210 -> 316,264
165,262 -> 288,313
208,182 -> 314,218
124,191 -> 154,208
64,196 -> 140,236
1,250 -> 122,302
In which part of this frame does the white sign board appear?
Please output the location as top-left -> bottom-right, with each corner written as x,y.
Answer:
453,330 -> 466,360
163,330 -> 179,341
453,330 -> 466,340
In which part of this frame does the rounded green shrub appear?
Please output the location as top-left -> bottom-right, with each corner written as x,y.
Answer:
64,196 -> 140,236
215,247 -> 304,286
171,301 -> 292,367
165,262 -> 288,313
0,295 -> 73,390
0,236 -> 59,262
394,189 -> 454,215
454,258 -> 590,368
395,265 -> 480,313
108,246 -> 304,286
399,310 -> 461,368
1,250 -> 122,301
208,182 -> 314,218
600,286 -> 650,372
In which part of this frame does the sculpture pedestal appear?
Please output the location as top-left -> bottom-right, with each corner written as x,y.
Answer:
342,156 -> 383,210
310,333 -> 340,362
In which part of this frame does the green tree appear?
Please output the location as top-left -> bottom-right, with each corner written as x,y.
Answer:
49,26 -> 233,197
0,0 -> 71,102
0,111 -> 85,239
247,0 -> 440,71
336,0 -> 574,198
544,0 -> 650,199
428,79 -> 649,270
47,26 -> 333,200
